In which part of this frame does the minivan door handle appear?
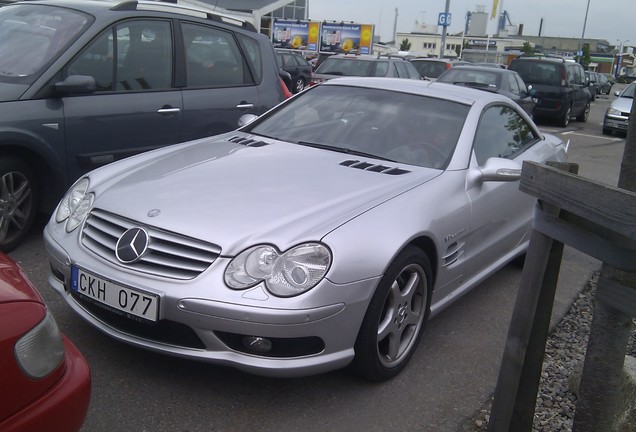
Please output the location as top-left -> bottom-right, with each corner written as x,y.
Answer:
236,102 -> 255,109
157,107 -> 181,115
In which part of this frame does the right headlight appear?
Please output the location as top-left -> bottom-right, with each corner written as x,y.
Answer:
224,243 -> 332,297
55,177 -> 94,233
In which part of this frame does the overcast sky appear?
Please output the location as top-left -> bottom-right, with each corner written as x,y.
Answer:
308,0 -> 633,47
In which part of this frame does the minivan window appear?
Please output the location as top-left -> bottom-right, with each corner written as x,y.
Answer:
183,22 -> 251,87
511,61 -> 561,86
0,4 -> 91,83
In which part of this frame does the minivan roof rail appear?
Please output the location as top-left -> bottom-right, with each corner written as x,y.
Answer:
112,0 -> 256,31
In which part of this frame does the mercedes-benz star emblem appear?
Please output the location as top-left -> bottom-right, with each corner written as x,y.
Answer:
115,228 -> 149,264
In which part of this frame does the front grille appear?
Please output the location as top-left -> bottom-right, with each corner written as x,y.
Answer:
81,208 -> 221,280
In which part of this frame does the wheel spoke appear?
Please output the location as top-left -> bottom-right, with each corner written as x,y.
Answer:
377,281 -> 400,341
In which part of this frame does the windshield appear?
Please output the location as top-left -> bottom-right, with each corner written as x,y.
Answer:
438,68 -> 500,89
0,4 -> 91,83
509,61 -> 561,86
316,58 -> 389,77
621,82 -> 635,98
244,84 -> 470,169
412,61 -> 448,79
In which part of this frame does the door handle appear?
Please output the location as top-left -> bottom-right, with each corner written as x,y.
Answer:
157,107 -> 181,115
236,103 -> 255,109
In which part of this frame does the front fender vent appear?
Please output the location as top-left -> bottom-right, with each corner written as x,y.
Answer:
228,135 -> 268,147
340,160 -> 410,175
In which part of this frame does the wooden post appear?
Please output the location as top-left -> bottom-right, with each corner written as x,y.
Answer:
488,162 -> 578,432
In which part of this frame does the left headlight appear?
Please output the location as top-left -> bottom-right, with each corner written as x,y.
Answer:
55,177 -> 94,233
607,107 -> 623,117
224,243 -> 332,297
14,311 -> 65,379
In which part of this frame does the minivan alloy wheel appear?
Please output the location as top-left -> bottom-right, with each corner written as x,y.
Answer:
0,157 -> 37,252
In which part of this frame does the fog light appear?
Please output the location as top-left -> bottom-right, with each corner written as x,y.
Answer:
242,336 -> 272,354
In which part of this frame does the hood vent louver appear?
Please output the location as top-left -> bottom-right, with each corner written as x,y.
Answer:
340,160 -> 410,175
228,135 -> 268,147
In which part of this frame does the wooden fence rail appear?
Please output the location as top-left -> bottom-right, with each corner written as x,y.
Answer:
488,161 -> 636,431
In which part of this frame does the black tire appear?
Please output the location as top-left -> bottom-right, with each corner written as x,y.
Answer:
0,156 -> 38,252
293,77 -> 305,93
576,102 -> 590,122
559,106 -> 571,127
350,246 -> 432,381
602,127 -> 612,135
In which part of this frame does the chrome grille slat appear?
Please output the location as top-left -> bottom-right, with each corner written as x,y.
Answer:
81,208 -> 221,280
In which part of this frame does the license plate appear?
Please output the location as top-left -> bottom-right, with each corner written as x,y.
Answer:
71,267 -> 159,322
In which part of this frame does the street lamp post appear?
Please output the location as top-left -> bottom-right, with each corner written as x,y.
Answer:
615,39 -> 629,78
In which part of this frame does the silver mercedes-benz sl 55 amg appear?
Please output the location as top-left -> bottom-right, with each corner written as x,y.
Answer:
45,77 -> 567,381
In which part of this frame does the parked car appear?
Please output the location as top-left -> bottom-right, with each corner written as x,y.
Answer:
0,252 -> 90,432
603,81 -> 635,135
409,58 -> 471,80
0,0 -> 289,252
312,54 -> 421,84
45,77 -> 567,381
584,71 -> 599,100
596,72 -> 613,95
276,51 -> 313,93
436,65 -> 536,115
508,57 -> 590,127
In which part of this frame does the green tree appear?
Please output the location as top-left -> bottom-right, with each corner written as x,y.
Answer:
400,38 -> 412,51
455,40 -> 470,57
579,43 -> 591,68
522,42 -> 534,56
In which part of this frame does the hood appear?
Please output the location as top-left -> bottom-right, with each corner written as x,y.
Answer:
0,82 -> 29,102
611,96 -> 634,114
0,253 -> 43,304
90,135 -> 440,254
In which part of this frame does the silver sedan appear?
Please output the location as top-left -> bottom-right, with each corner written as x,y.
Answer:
45,77 -> 567,381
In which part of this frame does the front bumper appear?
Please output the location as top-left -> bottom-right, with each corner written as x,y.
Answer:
44,225 -> 378,378
604,114 -> 630,133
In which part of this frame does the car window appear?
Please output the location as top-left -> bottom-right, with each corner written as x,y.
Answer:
412,61 -> 447,79
374,61 -> 390,77
317,58 -> 373,76
236,33 -> 262,83
473,105 -> 538,165
395,62 -> 409,78
405,62 -> 422,80
0,4 -> 91,83
510,61 -> 561,86
514,74 -> 527,93
68,20 -> 173,92
508,73 -> 521,95
183,22 -> 251,88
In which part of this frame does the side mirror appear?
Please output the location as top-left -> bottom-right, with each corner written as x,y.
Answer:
53,75 -> 96,95
614,90 -> 621,97
238,114 -> 258,128
476,157 -> 522,183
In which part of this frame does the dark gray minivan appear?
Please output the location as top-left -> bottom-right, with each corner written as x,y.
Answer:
508,57 -> 591,127
0,0 -> 287,251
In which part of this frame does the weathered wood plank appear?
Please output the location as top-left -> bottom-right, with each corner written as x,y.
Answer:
520,161 -> 636,240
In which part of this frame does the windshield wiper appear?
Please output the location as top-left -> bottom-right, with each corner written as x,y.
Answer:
296,141 -> 396,162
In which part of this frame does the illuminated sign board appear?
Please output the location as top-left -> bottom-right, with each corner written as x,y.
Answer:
272,19 -> 320,51
320,22 -> 374,54
271,20 -> 374,55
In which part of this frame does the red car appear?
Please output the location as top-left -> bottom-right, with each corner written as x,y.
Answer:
0,253 -> 90,432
